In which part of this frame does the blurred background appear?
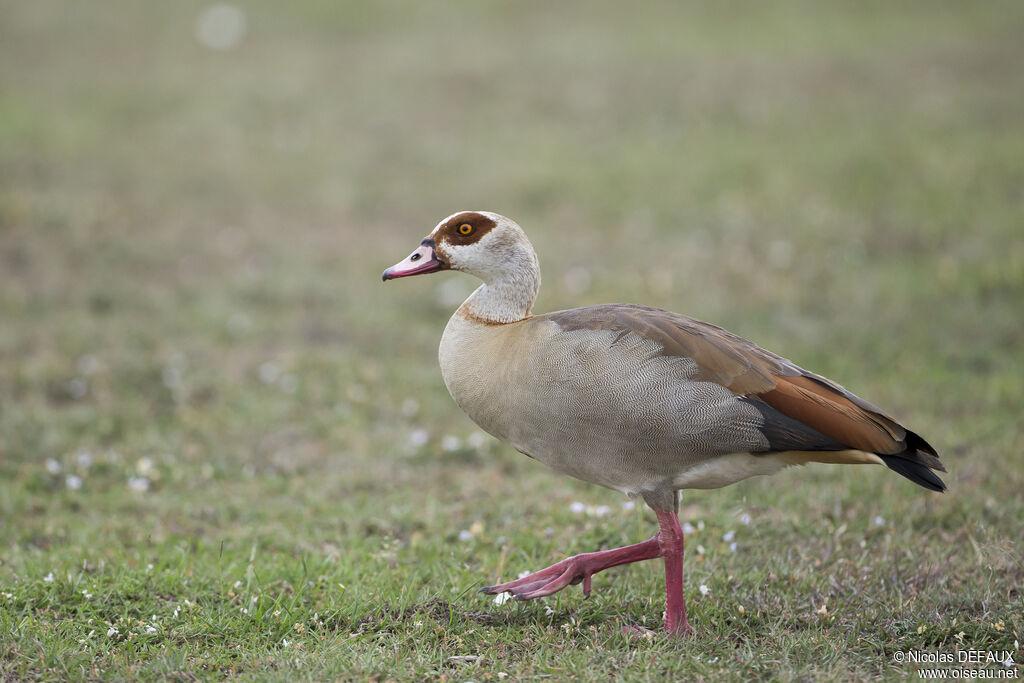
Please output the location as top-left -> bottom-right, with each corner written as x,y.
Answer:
1,0 -> 1021,677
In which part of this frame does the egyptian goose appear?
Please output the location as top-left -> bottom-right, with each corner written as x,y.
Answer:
383,211 -> 945,636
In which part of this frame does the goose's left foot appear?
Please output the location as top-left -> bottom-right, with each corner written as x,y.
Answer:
481,536 -> 663,600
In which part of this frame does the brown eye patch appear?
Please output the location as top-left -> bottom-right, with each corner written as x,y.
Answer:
439,211 -> 498,245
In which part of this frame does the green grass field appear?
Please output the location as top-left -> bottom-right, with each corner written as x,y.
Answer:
2,1 -> 1022,680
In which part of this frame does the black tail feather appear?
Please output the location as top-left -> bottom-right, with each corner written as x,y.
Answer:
879,453 -> 947,492
904,430 -> 945,471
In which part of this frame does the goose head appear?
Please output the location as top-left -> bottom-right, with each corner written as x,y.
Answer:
383,211 -> 541,323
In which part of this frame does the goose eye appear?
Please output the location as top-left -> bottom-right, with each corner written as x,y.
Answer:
458,223 -> 473,235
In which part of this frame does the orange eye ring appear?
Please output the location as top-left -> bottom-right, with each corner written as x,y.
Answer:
458,223 -> 473,235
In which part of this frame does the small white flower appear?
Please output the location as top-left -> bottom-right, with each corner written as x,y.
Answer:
82,590 -> 93,599
517,570 -> 531,579
467,431 -> 487,449
76,451 -> 93,468
128,477 -> 151,492
621,500 -> 636,511
873,516 -> 885,527
146,564 -> 154,572
697,520 -> 705,531
2,592 -> 13,599
569,501 -> 585,514
696,545 -> 706,556
146,625 -> 157,634
739,512 -> 752,525
65,475 -> 83,490
43,572 -> 55,583
593,505 -> 611,517
544,605 -> 555,616
107,627 -> 118,636
699,584 -> 710,596
722,530 -> 735,542
258,362 -> 280,384
233,580 -> 242,588
859,539 -> 867,548
729,542 -> 738,553
45,459 -> 62,474
136,457 -> 156,476
441,435 -> 462,452
409,429 -> 429,446
162,366 -> 182,388
282,638 -> 290,647
493,592 -> 511,605
682,522 -> 696,535
458,529 -> 474,542
173,608 -> 179,618
67,377 -> 87,399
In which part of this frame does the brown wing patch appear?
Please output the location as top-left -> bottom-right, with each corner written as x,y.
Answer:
759,374 -> 944,471
758,375 -> 906,454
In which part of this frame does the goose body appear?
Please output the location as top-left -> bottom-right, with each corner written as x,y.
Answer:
384,210 -> 945,635
442,306 -> 799,496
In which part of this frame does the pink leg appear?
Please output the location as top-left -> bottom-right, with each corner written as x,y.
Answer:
482,508 -> 695,636
481,536 -> 663,600
655,510 -> 693,635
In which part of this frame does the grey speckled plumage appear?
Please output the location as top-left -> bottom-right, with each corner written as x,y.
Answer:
440,308 -> 774,498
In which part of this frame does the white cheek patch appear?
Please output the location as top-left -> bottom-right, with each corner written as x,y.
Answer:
443,232 -> 506,274
440,241 -> 470,270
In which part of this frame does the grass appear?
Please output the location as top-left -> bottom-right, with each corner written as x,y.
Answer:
1,0 -> 1022,680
